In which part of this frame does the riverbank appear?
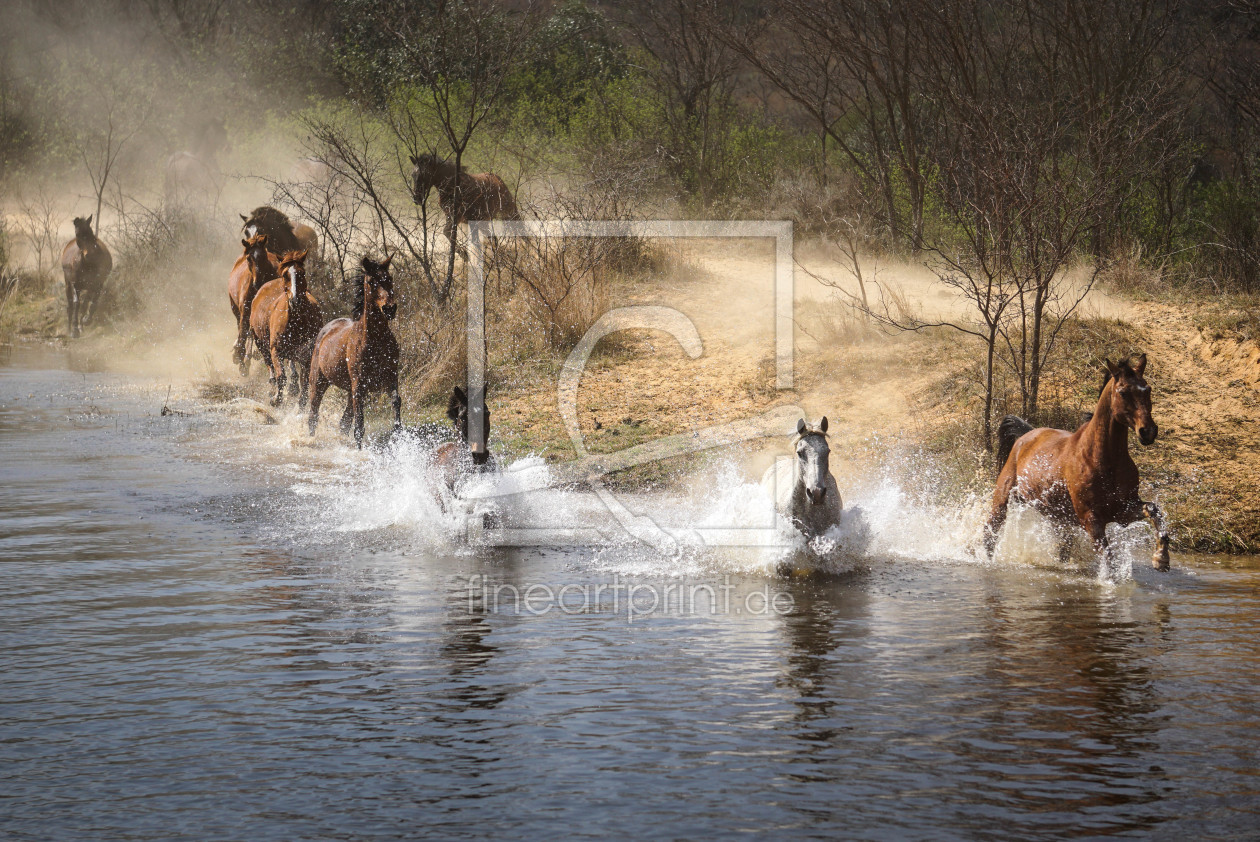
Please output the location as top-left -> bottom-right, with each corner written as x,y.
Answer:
7,242 -> 1257,553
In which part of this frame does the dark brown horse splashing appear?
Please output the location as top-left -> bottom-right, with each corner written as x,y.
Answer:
409,153 -> 520,256
433,386 -> 497,489
249,250 -> 324,407
227,234 -> 279,375
240,206 -> 318,258
984,354 -> 1171,572
60,215 -> 112,338
307,256 -> 401,448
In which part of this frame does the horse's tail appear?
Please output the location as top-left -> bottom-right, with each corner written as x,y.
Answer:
996,415 -> 1034,471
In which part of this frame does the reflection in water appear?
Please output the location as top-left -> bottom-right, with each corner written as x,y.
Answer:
969,581 -> 1170,833
2,344 -> 1260,839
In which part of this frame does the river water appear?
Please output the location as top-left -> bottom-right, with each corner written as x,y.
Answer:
2,343 -> 1258,840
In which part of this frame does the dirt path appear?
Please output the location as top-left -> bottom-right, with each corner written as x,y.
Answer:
495,239 -> 1259,549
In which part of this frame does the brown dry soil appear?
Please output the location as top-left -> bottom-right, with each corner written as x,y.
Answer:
487,240 -> 1260,552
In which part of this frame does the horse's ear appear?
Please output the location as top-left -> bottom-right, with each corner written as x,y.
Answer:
294,250 -> 308,262
379,254 -> 393,269
85,215 -> 92,227
1133,353 -> 1147,376
410,154 -> 420,166
1104,358 -> 1120,377
360,255 -> 375,271
241,239 -> 249,249
240,213 -> 248,222
820,416 -> 828,433
796,418 -> 806,436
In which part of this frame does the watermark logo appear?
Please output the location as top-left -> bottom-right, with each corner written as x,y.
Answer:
464,574 -> 795,623
466,220 -> 799,550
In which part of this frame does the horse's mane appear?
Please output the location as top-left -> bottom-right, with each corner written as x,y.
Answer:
349,269 -> 367,319
247,206 -> 294,231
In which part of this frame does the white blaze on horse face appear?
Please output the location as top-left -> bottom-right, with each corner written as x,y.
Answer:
796,434 -> 830,502
287,264 -> 299,299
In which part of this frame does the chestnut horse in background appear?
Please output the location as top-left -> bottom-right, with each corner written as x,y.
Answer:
249,250 -> 324,407
409,153 -> 520,256
227,234 -> 279,375
61,215 -> 112,338
984,355 -> 1171,571
434,386 -> 497,489
240,206 -> 318,259
307,256 -> 401,447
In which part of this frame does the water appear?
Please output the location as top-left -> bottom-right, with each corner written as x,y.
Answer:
2,343 -> 1258,840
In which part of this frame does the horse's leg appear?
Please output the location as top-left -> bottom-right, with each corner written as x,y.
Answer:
446,217 -> 466,261
65,281 -> 78,339
350,381 -> 366,448
308,370 -> 329,436
1057,528 -> 1075,566
286,360 -> 301,401
983,470 -> 1016,558
269,343 -> 285,407
1084,517 -> 1112,578
296,358 -> 310,412
390,383 -> 401,431
1141,502 -> 1172,571
80,286 -> 95,326
230,300 -> 244,365
339,395 -> 354,435
236,312 -> 252,376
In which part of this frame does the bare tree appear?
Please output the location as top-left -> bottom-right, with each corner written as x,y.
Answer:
720,0 -> 935,246
378,0 -> 547,298
13,183 -> 62,282
620,0 -> 742,207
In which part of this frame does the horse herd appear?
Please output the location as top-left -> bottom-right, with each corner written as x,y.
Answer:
55,171 -> 1173,573
771,353 -> 1172,573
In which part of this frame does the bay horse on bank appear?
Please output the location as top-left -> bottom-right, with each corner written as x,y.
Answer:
240,206 -> 318,258
307,256 -> 400,447
409,153 -> 520,256
227,234 -> 279,374
249,250 -> 324,407
61,215 -> 112,338
984,355 -> 1171,571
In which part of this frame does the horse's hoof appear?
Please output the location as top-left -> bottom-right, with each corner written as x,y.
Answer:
1153,551 -> 1171,571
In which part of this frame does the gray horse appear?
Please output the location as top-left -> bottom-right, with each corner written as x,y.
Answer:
762,417 -> 843,538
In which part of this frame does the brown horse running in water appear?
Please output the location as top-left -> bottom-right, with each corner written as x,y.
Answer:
409,153 -> 520,256
307,256 -> 400,447
433,386 -> 497,489
61,215 -> 112,338
249,250 -> 324,407
984,355 -> 1171,571
228,234 -> 279,374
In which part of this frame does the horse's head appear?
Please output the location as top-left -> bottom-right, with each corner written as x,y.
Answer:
1104,354 -> 1157,445
241,234 -> 269,268
794,417 -> 832,505
409,153 -> 440,203
447,385 -> 492,465
279,250 -> 308,300
72,215 -> 95,246
360,254 -> 396,320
